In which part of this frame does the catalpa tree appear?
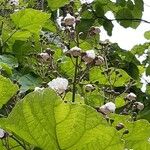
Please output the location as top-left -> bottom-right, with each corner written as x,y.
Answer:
0,0 -> 150,150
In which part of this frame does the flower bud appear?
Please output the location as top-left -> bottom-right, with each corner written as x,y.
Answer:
0,128 -> 5,139
64,13 -> 75,26
126,92 -> 137,101
85,84 -> 95,92
39,52 -> 50,61
116,123 -> 124,131
99,102 -> 116,115
67,46 -> 81,57
95,56 -> 104,65
82,50 -> 96,64
89,26 -> 101,35
134,102 -> 144,111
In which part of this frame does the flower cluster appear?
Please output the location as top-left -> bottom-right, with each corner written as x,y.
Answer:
48,77 -> 68,94
125,92 -> 144,111
66,47 -> 104,66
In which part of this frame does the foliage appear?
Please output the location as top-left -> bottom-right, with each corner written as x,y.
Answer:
0,0 -> 150,150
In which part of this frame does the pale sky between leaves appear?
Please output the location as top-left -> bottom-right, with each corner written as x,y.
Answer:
100,0 -> 150,50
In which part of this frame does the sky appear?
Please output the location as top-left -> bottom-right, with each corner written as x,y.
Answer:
100,0 -> 150,50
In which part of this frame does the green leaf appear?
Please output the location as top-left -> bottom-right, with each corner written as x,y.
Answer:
103,19 -> 114,36
0,63 -> 12,76
18,74 -> 42,92
124,120 -> 150,149
116,0 -> 126,7
11,9 -> 50,33
77,19 -> 95,39
115,94 -> 126,108
11,30 -> 31,41
116,8 -> 133,28
0,89 -> 124,150
85,89 -> 104,107
59,57 -> 74,77
124,62 -> 139,80
111,114 -> 150,150
138,105 -> 150,122
95,1 -> 105,17
131,43 -> 149,56
127,0 -> 134,10
90,67 -> 131,87
144,31 -> 150,40
0,55 -> 18,68
64,92 -> 85,104
0,75 -> 18,108
47,0 -> 69,10
146,65 -> 150,76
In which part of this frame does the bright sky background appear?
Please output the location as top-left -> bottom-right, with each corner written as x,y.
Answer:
100,0 -> 150,50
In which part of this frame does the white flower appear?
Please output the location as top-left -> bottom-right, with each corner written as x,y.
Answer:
48,77 -> 68,94
9,0 -> 19,6
126,92 -> 137,101
85,84 -> 95,92
134,102 -> 144,110
100,102 -> 116,115
64,13 -> 75,26
80,0 -> 94,4
0,128 -> 5,139
34,87 -> 44,92
39,52 -> 50,61
68,46 -> 81,57
82,50 -> 96,64
95,56 -> 104,65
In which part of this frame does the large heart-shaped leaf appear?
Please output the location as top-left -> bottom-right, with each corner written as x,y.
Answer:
0,89 -> 124,150
11,9 -> 50,33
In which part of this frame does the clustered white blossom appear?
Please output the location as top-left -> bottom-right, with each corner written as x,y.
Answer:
48,77 -> 68,94
64,13 -> 75,26
99,102 -> 116,115
82,50 -> 96,64
126,92 -> 137,101
9,0 -> 19,6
